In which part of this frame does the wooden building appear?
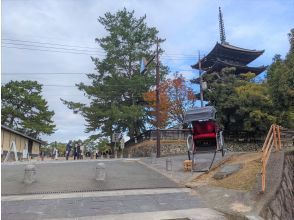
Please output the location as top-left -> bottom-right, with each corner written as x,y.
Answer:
1,125 -> 44,161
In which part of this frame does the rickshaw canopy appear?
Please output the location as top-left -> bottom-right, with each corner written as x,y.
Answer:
184,106 -> 216,122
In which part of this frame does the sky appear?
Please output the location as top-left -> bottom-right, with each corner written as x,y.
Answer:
1,0 -> 294,143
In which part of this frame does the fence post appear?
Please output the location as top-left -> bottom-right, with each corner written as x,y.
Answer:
262,125 -> 273,151
262,162 -> 266,192
277,126 -> 282,150
261,124 -> 283,193
273,124 -> 278,151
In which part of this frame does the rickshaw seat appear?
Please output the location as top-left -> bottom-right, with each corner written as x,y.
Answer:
195,133 -> 216,139
192,121 -> 216,140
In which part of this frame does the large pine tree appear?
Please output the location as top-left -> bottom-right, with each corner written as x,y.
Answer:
1,80 -> 56,138
62,8 -> 167,139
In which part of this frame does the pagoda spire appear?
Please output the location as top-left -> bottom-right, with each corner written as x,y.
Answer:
218,7 -> 227,44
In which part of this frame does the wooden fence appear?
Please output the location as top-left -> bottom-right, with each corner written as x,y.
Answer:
261,124 -> 282,193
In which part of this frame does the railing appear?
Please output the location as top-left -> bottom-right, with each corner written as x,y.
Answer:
261,124 -> 282,193
125,129 -> 192,147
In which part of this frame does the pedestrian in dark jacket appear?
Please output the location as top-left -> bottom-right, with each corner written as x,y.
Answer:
73,144 -> 77,160
66,140 -> 72,160
77,143 -> 81,160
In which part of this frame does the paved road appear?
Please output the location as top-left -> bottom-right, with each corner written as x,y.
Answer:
1,159 -> 178,195
2,188 -> 226,220
1,156 -> 228,219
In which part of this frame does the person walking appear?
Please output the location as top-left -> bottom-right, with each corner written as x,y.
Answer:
53,147 -> 58,160
77,143 -> 81,160
55,148 -> 59,160
95,149 -> 99,159
73,144 -> 78,160
66,140 -> 72,160
80,143 -> 84,160
40,150 -> 44,161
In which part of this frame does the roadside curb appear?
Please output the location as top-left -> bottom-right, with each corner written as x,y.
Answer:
137,159 -> 184,187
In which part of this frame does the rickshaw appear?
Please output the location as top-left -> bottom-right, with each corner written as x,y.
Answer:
184,106 -> 225,172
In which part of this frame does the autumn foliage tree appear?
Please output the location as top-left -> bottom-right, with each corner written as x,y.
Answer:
143,81 -> 170,128
144,73 -> 196,128
167,73 -> 196,127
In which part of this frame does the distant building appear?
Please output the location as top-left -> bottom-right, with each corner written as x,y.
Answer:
1,125 -> 44,160
191,7 -> 266,84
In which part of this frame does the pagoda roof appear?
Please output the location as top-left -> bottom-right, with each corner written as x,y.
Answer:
192,42 -> 265,69
191,60 -> 267,84
209,59 -> 267,74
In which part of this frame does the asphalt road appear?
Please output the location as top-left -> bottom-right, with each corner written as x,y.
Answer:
2,188 -> 226,220
1,159 -> 178,195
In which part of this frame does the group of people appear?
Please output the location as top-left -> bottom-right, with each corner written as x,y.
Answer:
65,141 -> 84,160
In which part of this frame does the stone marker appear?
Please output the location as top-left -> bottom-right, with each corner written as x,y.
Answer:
128,153 -> 131,158
96,162 -> 106,181
151,152 -> 156,164
115,151 -> 117,158
24,164 -> 36,184
166,157 -> 172,171
213,163 -> 243,180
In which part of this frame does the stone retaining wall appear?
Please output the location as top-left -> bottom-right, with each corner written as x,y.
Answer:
127,140 -> 187,157
225,138 -> 293,152
127,138 -> 293,157
225,141 -> 262,152
128,139 -> 263,156
260,151 -> 294,220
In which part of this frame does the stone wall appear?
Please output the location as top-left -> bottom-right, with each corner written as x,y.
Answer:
225,140 -> 263,152
260,151 -> 294,220
127,137 -> 292,157
127,140 -> 187,157
225,137 -> 293,152
128,139 -> 265,157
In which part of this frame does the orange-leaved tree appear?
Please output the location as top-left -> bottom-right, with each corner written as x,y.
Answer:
143,81 -> 170,128
167,73 -> 196,127
143,72 -> 196,128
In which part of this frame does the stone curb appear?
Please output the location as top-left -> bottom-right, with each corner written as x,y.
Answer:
137,159 -> 183,186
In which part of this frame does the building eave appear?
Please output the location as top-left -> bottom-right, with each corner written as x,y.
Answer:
1,125 -> 46,145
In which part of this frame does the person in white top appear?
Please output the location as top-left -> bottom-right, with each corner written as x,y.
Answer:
53,147 -> 58,160
80,143 -> 84,160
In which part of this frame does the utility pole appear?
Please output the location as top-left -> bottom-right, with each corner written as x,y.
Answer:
198,51 -> 204,107
139,39 -> 161,157
155,39 -> 161,158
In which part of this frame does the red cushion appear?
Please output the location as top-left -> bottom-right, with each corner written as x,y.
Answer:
193,121 -> 216,134
194,133 -> 216,140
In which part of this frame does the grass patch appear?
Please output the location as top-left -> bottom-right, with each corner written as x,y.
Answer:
187,152 -> 262,191
210,159 -> 261,190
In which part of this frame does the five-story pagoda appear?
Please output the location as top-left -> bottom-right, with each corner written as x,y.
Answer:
191,7 -> 267,81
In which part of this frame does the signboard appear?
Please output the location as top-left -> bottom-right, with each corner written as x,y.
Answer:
112,133 -> 121,142
120,138 -> 125,150
202,81 -> 207,90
